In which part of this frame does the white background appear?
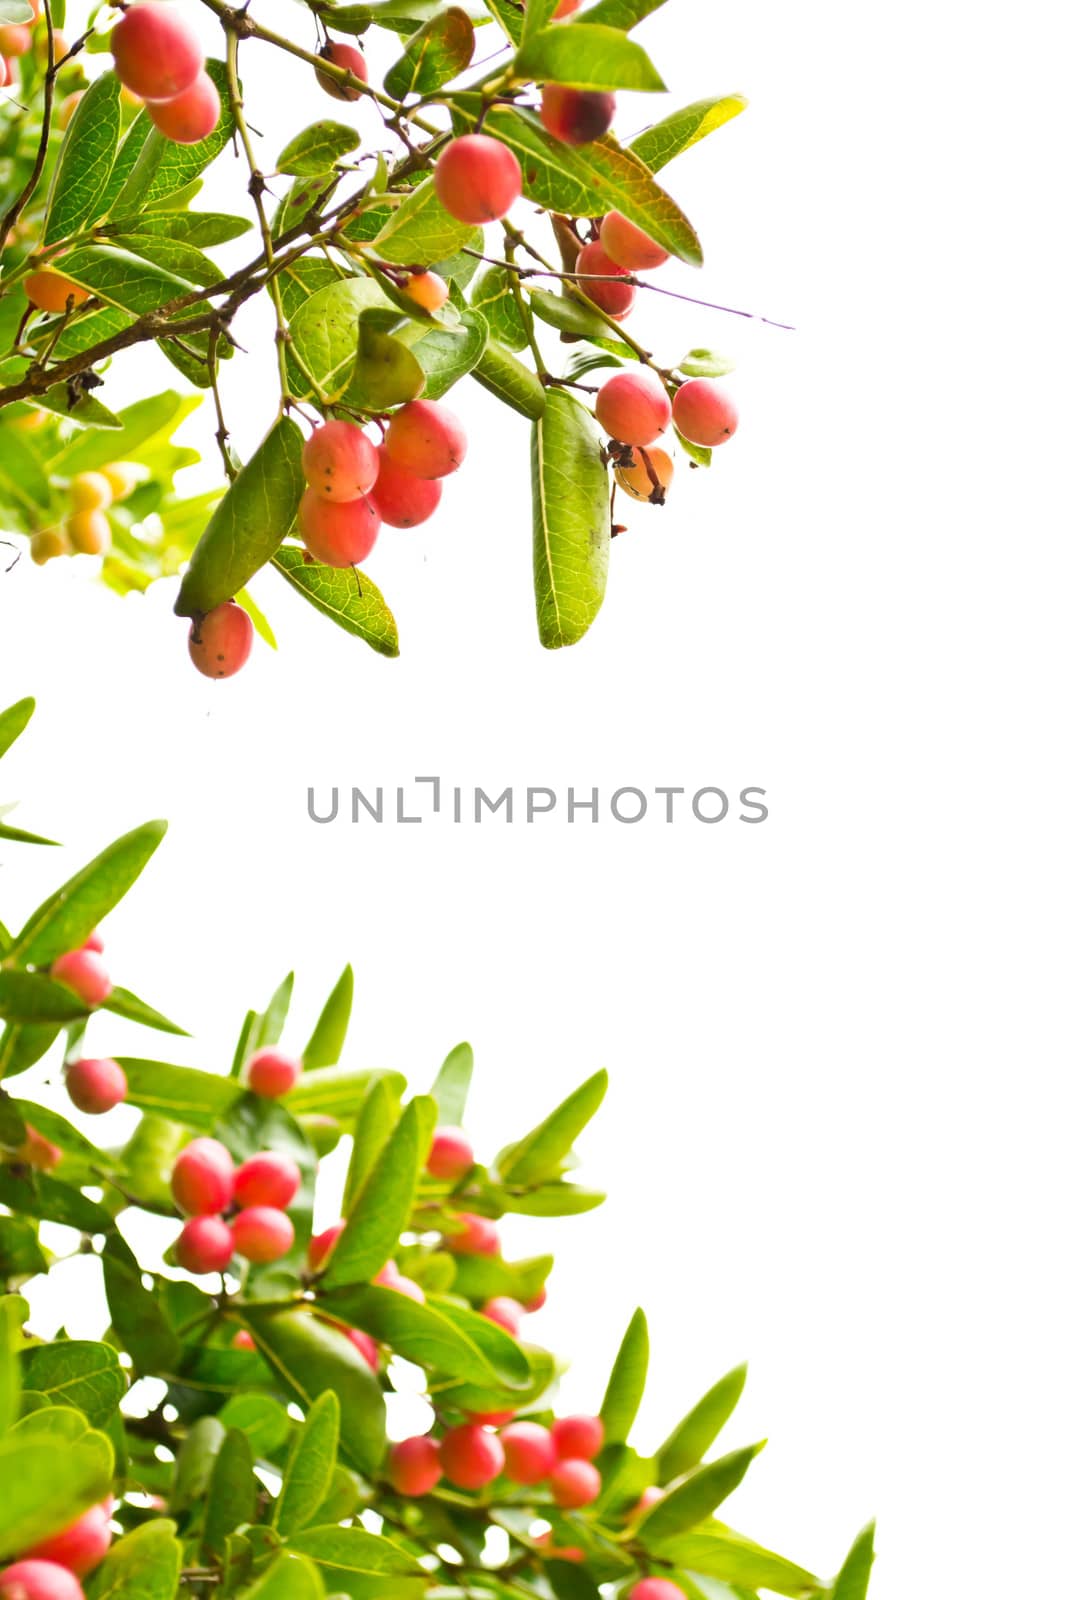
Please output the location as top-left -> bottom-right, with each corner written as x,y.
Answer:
2,1 -> 1066,1595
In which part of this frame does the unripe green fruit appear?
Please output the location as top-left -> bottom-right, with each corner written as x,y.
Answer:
448,1212 -> 500,1256
0,1560 -> 86,1600
315,40 -> 367,101
66,510 -> 110,556
369,453 -> 442,528
434,134 -> 522,225
171,1136 -> 235,1216
672,378 -> 739,447
551,1413 -> 604,1460
302,421 -> 379,501
24,271 -> 88,313
388,1435 -> 442,1496
426,1125 -> 474,1180
299,490 -> 381,567
482,1296 -> 524,1335
384,399 -> 467,480
69,472 -> 112,512
403,270 -> 449,313
234,1152 -> 301,1209
188,600 -> 254,679
599,211 -> 670,271
231,1205 -> 295,1263
540,85 -> 615,146
110,3 -> 203,101
575,240 -> 635,319
65,1057 -> 127,1115
614,445 -> 674,503
245,1047 -> 302,1098
147,72 -> 220,144
500,1421 -> 556,1484
549,1456 -> 601,1508
25,1502 -> 112,1577
595,368 -> 671,446
51,948 -> 112,1006
440,1423 -> 505,1489
176,1214 -> 234,1274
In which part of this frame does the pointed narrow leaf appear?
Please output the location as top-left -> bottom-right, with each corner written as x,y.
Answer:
275,1390 -> 340,1536
657,1363 -> 747,1484
278,120 -> 361,176
324,1097 -> 431,1285
0,973 -> 89,1025
830,1522 -> 877,1600
304,966 -> 355,1070
43,71 -> 121,246
629,95 -> 748,173
272,547 -> 399,656
641,1443 -> 766,1540
321,1283 -> 527,1388
531,390 -> 610,649
202,1429 -> 257,1560
117,1058 -> 240,1128
11,820 -> 166,966
648,1523 -> 820,1599
431,1041 -> 473,1125
0,1295 -> 22,1437
513,24 -> 666,91
600,1308 -> 648,1443
0,699 -> 34,762
498,1067 -> 608,1184
474,339 -> 546,418
581,0 -> 668,25
343,1076 -> 401,1213
102,986 -> 188,1036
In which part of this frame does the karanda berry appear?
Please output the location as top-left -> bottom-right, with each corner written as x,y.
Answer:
16,1126 -> 61,1172
0,1561 -> 86,1600
110,2 -> 203,101
188,600 -> 254,679
65,510 -> 110,557
599,210 -> 670,271
170,1136 -> 235,1216
551,1413 -> 604,1461
434,134 -> 522,225
147,72 -> 220,144
315,40 -> 367,101
69,472 -> 111,512
24,1502 -> 112,1578
308,1222 -> 344,1271
553,0 -> 582,13
403,270 -> 449,314
575,240 -> 635,319
614,445 -> 674,504
629,1582 -> 687,1600
440,1423 -> 505,1490
384,399 -> 467,480
24,271 -> 88,314
540,85 -> 616,146
303,421 -> 378,501
245,1047 -> 303,1098
595,368 -> 671,446
549,1457 -> 601,1508
233,1151 -> 301,1209
299,490 -> 380,567
231,1205 -> 295,1264
388,1435 -> 442,1496
374,1259 -> 425,1303
672,378 -> 739,447
345,1326 -> 379,1369
500,1421 -> 556,1484
448,1212 -> 500,1256
426,1125 -> 474,1181
369,453 -> 442,529
176,1214 -> 234,1275
65,1057 -> 127,1115
482,1296 -> 524,1335
51,948 -> 112,1006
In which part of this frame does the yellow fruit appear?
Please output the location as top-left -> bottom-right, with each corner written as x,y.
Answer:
66,508 -> 111,555
614,445 -> 675,503
101,461 -> 141,501
10,407 -> 48,432
69,471 -> 113,512
29,527 -> 69,565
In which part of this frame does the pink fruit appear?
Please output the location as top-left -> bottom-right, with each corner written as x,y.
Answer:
308,1222 -> 345,1271
232,1329 -> 255,1351
176,1215 -> 234,1275
65,1058 -> 127,1115
440,1423 -> 505,1490
388,1435 -> 442,1496
525,1286 -> 547,1312
345,1326 -> 379,1370
595,368 -> 671,446
549,1457 -> 601,1508
233,1152 -> 301,1210
540,86 -> 615,146
374,1260 -> 426,1303
628,1485 -> 666,1519
482,1297 -> 524,1336
81,931 -> 104,954
629,1583 -> 687,1600
553,0 -> 582,13
434,134 -> 522,225
299,490 -> 380,567
468,1410 -> 514,1426
147,72 -> 220,144
500,1421 -> 556,1485
188,600 -> 254,679
231,1205 -> 295,1264
110,2 -> 203,101
51,949 -> 112,1007
245,1047 -> 302,1099
575,240 -> 635,319
171,1136 -> 235,1216
599,211 -> 670,271
0,1561 -> 86,1600
17,1126 -> 61,1172
671,378 -> 739,447
426,1125 -> 474,1181
383,399 -> 466,479
448,1212 -> 499,1256
551,1414 -> 604,1461
533,1531 -> 585,1562
24,1503 -> 111,1577
302,421 -> 379,501
369,452 -> 443,528
315,40 -> 367,102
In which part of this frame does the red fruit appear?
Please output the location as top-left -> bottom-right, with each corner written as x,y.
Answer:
628,1485 -> 666,1519
171,1136 -> 235,1216
469,1410 -> 515,1426
403,270 -> 449,313
549,1457 -> 601,1508
599,211 -> 670,272
500,1421 -> 556,1485
551,1414 -> 604,1461
595,368 -> 671,446
188,599 -> 254,679
540,85 -> 615,146
17,1126 -> 61,1172
25,1503 -> 111,1577
434,134 -> 522,225
232,1329 -> 255,1351
147,72 -> 220,144
65,1058 -> 127,1115
0,1562 -> 86,1600
231,1205 -> 295,1264
81,931 -> 104,954
0,24 -> 30,55
369,453 -> 442,529
448,1212 -> 499,1256
299,490 -> 380,567
672,378 -> 739,447
426,1125 -> 474,1181
440,1423 -> 505,1490
245,1047 -> 302,1099
388,1435 -> 442,1496
553,0 -> 582,13
533,1532 -> 584,1562
482,1296 -> 524,1336
308,1222 -> 344,1271
110,2 -> 203,100
315,40 -> 367,102
24,271 -> 89,314
383,399 -> 466,480
176,1215 -> 234,1275
629,1583 -> 686,1600
345,1326 -> 379,1370
525,1286 -> 547,1312
374,1260 -> 426,1303
575,240 -> 635,319
51,949 -> 112,1007
302,421 -> 378,501
234,1152 -> 301,1210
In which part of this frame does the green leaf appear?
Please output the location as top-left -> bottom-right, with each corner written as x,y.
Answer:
530,390 -> 610,649
246,971 -> 295,1058
453,98 -> 702,265
679,347 -> 735,379
275,1390 -> 340,1536
323,1283 -> 528,1388
172,1415 -> 226,1510
0,972 -> 91,1025
286,1065 -> 406,1120
102,985 -> 188,1037
118,1056 -> 241,1128
472,267 -> 528,350
202,1428 -> 257,1560
0,1294 -> 23,1436
473,338 -> 545,418
348,309 -> 427,409
629,95 -> 747,173
53,391 -> 198,476
648,1523 -> 820,1599
830,1522 -> 876,1600
242,1552 -> 326,1600
656,1363 -> 747,1485
304,966 -> 355,1070
324,1097 -> 431,1286
44,71 -> 122,246
325,0 -> 470,35
0,428 -> 52,511
106,210 -> 253,247
57,243 -> 195,318
102,1234 -> 182,1374
287,278 -> 395,401
430,1041 -> 473,1125
498,1065 -> 607,1185
580,0 -> 667,25
0,1167 -> 112,1232
529,288 -> 612,338
0,1217 -> 46,1285
238,1307 -> 386,1476
600,1308 -> 648,1443
499,1184 -> 605,1215
217,1393 -> 291,1460
0,1429 -> 113,1560
278,121 -> 361,176
10,818 -> 166,966
641,1444 -> 766,1539
343,1076 -> 400,1213
34,384 -> 122,430
109,60 -> 235,214
87,1518 -> 182,1600
513,23 -> 665,91
480,0 -> 523,43
271,547 -> 400,657
0,698 -> 34,762
384,7 -> 476,98
174,417 -> 305,618
410,307 -> 489,400
288,1526 -> 429,1600
373,177 -> 478,264
106,231 -> 222,288
19,1340 -> 126,1426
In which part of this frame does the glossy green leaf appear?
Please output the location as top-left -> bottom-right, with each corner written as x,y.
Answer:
34,384 -> 121,431
102,1235 -> 182,1374
217,1393 -> 291,1460
641,1444 -> 766,1539
373,178 -> 478,264
19,1340 -> 126,1426
0,1168 -> 112,1233
202,1428 -> 257,1560
304,966 -> 355,1070
107,232 -> 222,288
439,1341 -> 558,1417
271,547 -> 400,657
384,7 -> 476,97
324,1283 -> 528,1388
275,1390 -> 340,1536
498,1067 -> 608,1185
174,417 -> 304,617
580,0 -> 667,25
286,1065 -> 406,1120
600,1307 -> 648,1443
513,23 -> 665,90
348,309 -> 427,409
325,0 -> 464,34
474,338 -> 545,417
9,818 -> 165,967
243,1552 -> 326,1600
499,1183 -> 605,1215
57,244 -> 195,318
343,1076 -> 401,1213
106,210 -> 254,247
87,1518 -> 182,1600
324,1097 -> 431,1286
102,985 -> 188,1036
0,1295 -> 22,1436
118,1057 -> 241,1129
529,287 -> 613,338
411,307 -> 489,400
0,1217 -> 46,1285
629,94 -> 748,173
0,699 -> 34,762
287,278 -> 394,401
657,1363 -> 747,1485
530,391 -> 610,649
648,1523 -> 820,1598
479,0 -> 522,43
288,1526 -> 429,1600
172,1415 -> 226,1510
53,391 -> 198,475
472,267 -> 528,350
0,972 -> 87,1025
278,121 -> 361,176
830,1522 -> 876,1600
0,1429 -> 113,1559
109,60 -> 235,214
431,1041 -> 473,1126
44,71 -> 122,246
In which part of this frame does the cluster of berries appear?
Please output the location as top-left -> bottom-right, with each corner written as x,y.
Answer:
594,369 -> 739,506
110,0 -> 219,145
30,464 -> 140,566
387,1411 -> 605,1505
0,1500 -> 113,1600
